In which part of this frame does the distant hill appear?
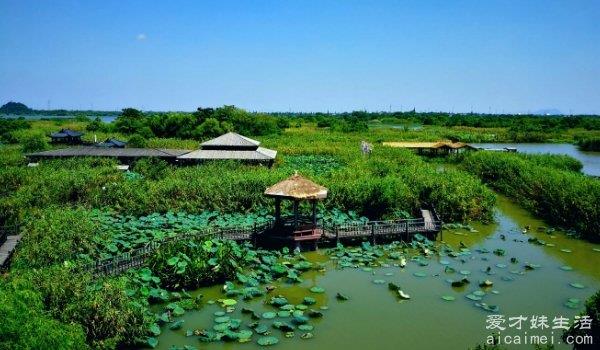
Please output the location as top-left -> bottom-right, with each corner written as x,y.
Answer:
0,101 -> 32,115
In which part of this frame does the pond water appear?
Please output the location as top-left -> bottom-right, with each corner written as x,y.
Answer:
471,143 -> 600,177
152,196 -> 600,350
2,114 -> 116,123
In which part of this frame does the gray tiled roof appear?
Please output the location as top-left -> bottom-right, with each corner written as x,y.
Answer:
27,147 -> 191,158
178,147 -> 277,160
200,132 -> 260,148
50,129 -> 83,138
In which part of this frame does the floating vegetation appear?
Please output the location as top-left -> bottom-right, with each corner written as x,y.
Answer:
262,312 -> 276,319
479,280 -> 493,287
451,278 -> 470,288
309,286 -> 325,294
336,293 -> 349,301
560,265 -> 573,271
257,336 -> 280,346
413,272 -> 427,278
569,282 -> 586,289
475,303 -> 500,313
441,295 -> 456,301
466,294 -> 482,301
303,297 -> 316,305
397,290 -> 411,300
564,298 -> 581,309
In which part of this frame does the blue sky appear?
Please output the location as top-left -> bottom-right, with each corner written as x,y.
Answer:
1,0 -> 599,113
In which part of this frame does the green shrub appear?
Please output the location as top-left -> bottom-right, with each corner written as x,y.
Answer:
20,132 -> 49,153
577,137 -> 600,151
127,134 -> 147,148
12,267 -> 151,349
11,208 -> 102,269
0,282 -> 88,350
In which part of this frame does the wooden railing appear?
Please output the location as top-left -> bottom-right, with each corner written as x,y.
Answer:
83,221 -> 273,276
84,210 -> 442,277
322,217 -> 442,243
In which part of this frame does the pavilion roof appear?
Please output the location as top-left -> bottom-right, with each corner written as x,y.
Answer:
50,129 -> 83,138
201,132 -> 260,149
264,173 -> 328,200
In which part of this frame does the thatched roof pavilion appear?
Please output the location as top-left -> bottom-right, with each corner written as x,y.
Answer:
264,173 -> 327,239
264,173 -> 328,200
178,132 -> 276,165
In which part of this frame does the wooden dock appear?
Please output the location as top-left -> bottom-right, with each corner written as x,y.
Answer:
0,225 -> 22,268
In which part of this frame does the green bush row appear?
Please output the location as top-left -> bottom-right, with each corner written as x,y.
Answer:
462,152 -> 600,241
0,149 -> 495,226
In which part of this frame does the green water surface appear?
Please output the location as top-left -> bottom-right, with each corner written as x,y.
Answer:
152,196 -> 600,350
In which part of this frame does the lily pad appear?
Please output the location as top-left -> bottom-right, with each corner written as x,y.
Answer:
303,297 -> 316,305
215,316 -> 230,323
441,295 -> 456,301
413,272 -> 427,277
169,320 -> 184,330
257,336 -> 279,346
564,298 -> 581,309
569,282 -> 586,289
479,280 -> 493,287
298,324 -> 314,331
262,312 -> 277,319
560,265 -> 573,271
372,279 -> 386,284
309,286 -> 325,294
459,270 -> 471,276
147,337 -> 158,348
398,290 -> 411,299
221,299 -> 237,306
255,325 -> 269,334
466,294 -> 482,301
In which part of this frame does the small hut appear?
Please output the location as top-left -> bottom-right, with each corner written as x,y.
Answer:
263,173 -> 327,246
50,129 -> 83,144
382,141 -> 476,155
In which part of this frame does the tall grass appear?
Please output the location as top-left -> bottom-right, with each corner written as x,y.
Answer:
462,152 -> 600,241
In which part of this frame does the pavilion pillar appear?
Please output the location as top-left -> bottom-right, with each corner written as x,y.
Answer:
293,200 -> 299,227
274,198 -> 281,224
311,200 -> 317,227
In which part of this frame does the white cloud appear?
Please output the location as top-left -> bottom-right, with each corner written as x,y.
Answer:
136,33 -> 147,41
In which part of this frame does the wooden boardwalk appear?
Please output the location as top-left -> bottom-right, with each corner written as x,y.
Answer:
0,231 -> 22,268
85,208 -> 442,277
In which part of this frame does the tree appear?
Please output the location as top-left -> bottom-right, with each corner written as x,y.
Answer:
127,134 -> 147,148
21,133 -> 49,153
192,107 -> 215,124
86,117 -> 103,132
114,108 -> 145,134
193,118 -> 223,140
